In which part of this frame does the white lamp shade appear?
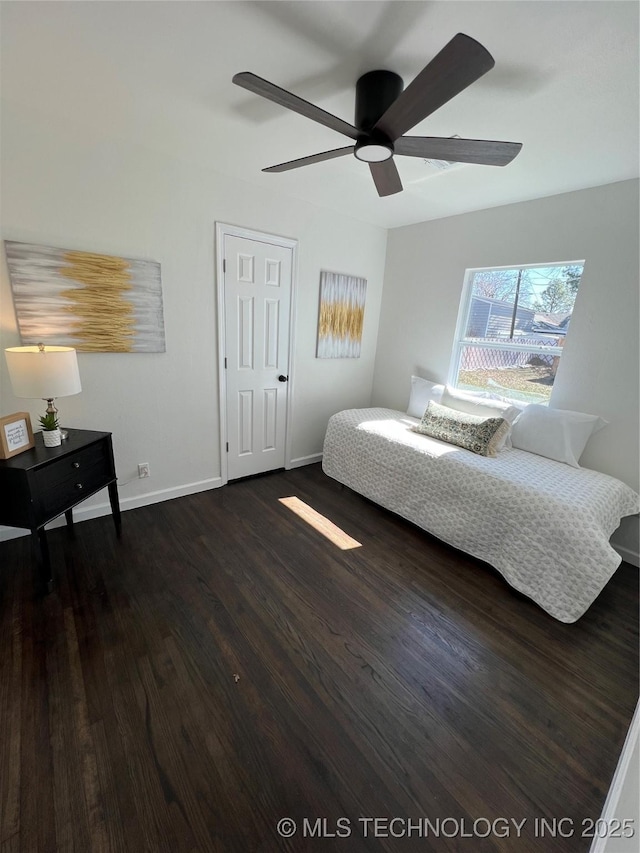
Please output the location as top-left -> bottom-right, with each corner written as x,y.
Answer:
5,346 -> 82,399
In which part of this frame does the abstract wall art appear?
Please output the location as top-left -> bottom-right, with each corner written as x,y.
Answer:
5,241 -> 166,352
316,270 -> 367,359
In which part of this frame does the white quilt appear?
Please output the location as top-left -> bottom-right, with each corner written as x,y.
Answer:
322,408 -> 640,622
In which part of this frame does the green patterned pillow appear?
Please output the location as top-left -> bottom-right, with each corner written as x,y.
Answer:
412,400 -> 510,457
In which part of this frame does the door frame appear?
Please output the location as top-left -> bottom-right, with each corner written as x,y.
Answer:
215,222 -> 298,485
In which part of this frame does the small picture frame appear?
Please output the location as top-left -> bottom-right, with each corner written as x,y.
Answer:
0,412 -> 35,459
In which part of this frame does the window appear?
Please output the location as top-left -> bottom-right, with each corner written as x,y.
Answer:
449,261 -> 585,404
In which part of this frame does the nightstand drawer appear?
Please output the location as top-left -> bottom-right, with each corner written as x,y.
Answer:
33,441 -> 113,519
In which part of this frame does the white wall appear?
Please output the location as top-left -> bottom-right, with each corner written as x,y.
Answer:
373,180 -> 640,559
593,702 -> 640,853
0,100 -> 386,534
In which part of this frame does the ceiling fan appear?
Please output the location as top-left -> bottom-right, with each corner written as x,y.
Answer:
233,33 -> 522,197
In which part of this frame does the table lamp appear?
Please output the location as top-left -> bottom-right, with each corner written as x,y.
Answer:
5,343 -> 82,439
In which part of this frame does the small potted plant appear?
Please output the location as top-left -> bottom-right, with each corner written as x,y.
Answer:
39,411 -> 61,447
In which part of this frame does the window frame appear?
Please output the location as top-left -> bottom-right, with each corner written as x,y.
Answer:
448,259 -> 585,401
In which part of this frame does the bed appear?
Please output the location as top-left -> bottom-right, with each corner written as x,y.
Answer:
322,407 -> 640,622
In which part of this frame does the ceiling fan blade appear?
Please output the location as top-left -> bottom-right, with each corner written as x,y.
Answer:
263,147 -> 354,173
373,33 -> 495,141
395,136 -> 522,166
369,160 -> 403,197
233,72 -> 360,140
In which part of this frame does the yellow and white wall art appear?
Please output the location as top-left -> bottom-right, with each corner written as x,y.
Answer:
5,240 -> 165,353
316,270 -> 366,359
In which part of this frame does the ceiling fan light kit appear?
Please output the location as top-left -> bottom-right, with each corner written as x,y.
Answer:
354,140 -> 394,163
233,32 -> 522,198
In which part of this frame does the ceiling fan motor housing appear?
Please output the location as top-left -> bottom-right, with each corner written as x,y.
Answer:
355,70 -> 403,133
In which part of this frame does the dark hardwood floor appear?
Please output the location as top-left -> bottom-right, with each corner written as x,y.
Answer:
0,463 -> 638,853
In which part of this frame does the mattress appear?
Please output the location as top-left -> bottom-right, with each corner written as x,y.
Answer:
322,407 -> 640,622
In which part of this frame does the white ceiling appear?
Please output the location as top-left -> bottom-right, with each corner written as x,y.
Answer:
1,1 -> 638,229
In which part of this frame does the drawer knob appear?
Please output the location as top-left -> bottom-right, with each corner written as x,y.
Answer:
73,462 -> 80,469
75,482 -> 83,490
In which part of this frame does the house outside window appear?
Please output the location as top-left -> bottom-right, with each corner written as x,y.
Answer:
449,261 -> 585,404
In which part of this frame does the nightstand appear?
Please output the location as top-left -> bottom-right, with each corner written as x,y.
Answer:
0,428 -> 121,591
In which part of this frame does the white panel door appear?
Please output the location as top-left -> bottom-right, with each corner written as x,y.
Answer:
224,234 -> 292,479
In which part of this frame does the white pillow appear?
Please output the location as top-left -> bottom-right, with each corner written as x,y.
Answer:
442,385 -> 522,422
510,404 -> 607,467
407,376 -> 444,418
441,386 -> 522,450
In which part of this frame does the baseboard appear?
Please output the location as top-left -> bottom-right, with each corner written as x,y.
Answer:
590,700 -> 639,853
0,476 -> 223,542
613,543 -> 640,568
287,453 -> 323,469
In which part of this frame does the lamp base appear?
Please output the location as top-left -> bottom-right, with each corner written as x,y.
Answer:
45,397 -> 68,438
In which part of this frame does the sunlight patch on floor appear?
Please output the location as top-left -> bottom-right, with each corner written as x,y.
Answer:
278,496 -> 362,550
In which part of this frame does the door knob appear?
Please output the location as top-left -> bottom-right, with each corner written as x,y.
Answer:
278,374 -> 288,382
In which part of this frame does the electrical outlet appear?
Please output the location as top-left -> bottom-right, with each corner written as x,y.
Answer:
138,462 -> 150,479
